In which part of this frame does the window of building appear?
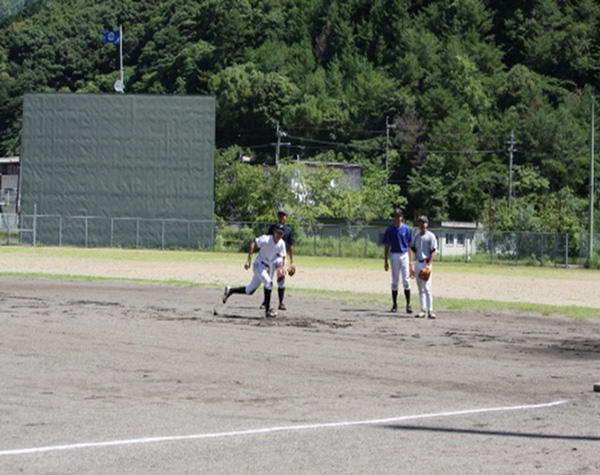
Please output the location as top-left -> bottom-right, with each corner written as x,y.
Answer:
457,233 -> 465,246
446,232 -> 455,247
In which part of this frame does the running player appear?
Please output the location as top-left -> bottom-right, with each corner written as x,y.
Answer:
264,208 -> 295,311
383,207 -> 413,313
223,224 -> 287,318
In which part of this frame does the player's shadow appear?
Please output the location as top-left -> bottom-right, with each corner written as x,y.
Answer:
218,305 -> 265,320
219,312 -> 264,321
340,308 -> 415,319
383,424 -> 600,441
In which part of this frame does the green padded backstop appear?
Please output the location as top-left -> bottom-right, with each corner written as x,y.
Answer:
20,93 -> 215,248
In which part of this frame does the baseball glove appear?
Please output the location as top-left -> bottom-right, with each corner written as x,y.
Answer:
418,266 -> 431,281
287,264 -> 296,276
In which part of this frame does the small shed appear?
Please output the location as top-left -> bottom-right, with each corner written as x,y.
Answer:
432,220 -> 482,258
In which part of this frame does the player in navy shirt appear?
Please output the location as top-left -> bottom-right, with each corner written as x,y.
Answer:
265,208 -> 295,310
383,208 -> 413,313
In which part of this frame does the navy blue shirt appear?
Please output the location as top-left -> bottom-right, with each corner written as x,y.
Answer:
384,223 -> 412,253
268,223 -> 294,250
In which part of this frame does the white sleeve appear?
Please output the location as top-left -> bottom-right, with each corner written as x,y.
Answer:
256,235 -> 269,248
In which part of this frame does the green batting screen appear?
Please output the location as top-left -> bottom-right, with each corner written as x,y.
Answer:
20,93 -> 215,248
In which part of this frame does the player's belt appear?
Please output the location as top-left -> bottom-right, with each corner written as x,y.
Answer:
417,259 -> 428,262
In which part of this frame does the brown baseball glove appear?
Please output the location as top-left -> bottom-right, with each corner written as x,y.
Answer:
287,264 -> 296,276
418,266 -> 431,281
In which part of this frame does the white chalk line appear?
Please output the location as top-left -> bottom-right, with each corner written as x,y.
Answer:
0,399 -> 568,456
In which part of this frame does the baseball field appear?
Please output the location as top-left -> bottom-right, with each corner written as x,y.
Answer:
1,247 -> 599,473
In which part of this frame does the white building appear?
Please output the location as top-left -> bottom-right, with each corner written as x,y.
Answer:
432,220 -> 482,259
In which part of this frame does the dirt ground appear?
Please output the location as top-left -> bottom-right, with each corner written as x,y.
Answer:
1,277 -> 599,474
2,252 -> 600,307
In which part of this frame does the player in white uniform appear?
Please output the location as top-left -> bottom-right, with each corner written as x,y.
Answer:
411,215 -> 437,319
222,224 -> 287,318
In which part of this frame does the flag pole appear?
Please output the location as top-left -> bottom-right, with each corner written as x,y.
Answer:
119,24 -> 124,93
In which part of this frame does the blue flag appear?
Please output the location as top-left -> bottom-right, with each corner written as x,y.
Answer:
103,30 -> 120,44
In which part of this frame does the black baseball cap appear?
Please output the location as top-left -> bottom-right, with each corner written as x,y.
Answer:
417,215 -> 429,223
273,223 -> 285,234
277,208 -> 289,216
390,208 -> 404,217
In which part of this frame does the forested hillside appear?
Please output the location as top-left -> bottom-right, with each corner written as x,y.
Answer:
1,0 -> 599,234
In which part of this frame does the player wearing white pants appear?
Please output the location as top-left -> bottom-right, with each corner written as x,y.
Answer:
390,251 -> 411,294
414,259 -> 433,316
384,208 -> 413,313
411,215 -> 437,319
245,258 -> 278,294
222,225 -> 286,318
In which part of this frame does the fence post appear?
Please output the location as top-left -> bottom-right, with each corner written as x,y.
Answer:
565,233 -> 569,268
161,220 -> 165,249
33,203 -> 37,247
84,217 -> 89,248
136,218 -> 140,248
338,227 -> 342,257
110,218 -> 114,247
515,232 -> 519,264
540,234 -> 544,266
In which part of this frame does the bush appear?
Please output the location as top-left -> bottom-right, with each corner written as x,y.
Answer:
215,226 -> 256,252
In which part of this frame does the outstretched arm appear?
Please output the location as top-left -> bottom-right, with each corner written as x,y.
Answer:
245,241 -> 256,269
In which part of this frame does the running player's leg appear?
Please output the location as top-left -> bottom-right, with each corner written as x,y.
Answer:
258,262 -> 276,316
223,268 -> 261,303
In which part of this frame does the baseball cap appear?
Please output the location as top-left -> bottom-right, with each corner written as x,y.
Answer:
417,215 -> 429,223
277,208 -> 289,216
273,223 -> 285,234
390,208 -> 404,217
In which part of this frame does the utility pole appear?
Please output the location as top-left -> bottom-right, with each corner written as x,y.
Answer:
590,96 -> 596,263
506,130 -> 517,208
274,121 -> 290,170
385,116 -> 396,184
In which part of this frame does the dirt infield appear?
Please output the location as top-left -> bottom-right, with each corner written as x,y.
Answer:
2,251 -> 600,307
1,277 -> 599,474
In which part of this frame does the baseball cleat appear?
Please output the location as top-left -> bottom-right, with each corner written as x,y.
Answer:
222,286 -> 231,304
266,308 -> 277,318
278,302 -> 287,311
428,312 -> 436,319
417,311 -> 426,318
259,302 -> 266,309
390,306 -> 398,313
406,304 -> 412,314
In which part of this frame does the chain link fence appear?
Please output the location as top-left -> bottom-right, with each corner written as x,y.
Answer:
1,213 -> 599,267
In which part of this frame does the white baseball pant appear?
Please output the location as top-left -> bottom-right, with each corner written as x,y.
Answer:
245,259 -> 276,294
390,251 -> 411,291
415,260 -> 433,312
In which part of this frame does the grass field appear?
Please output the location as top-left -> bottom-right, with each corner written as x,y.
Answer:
1,246 -> 600,320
